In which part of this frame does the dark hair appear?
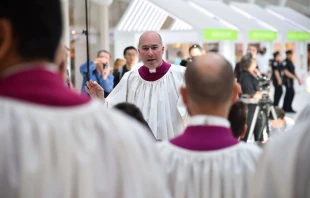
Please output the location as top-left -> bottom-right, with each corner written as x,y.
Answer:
0,0 -> 63,62
114,103 -> 155,139
273,51 -> 280,59
97,50 -> 111,58
269,107 -> 285,120
123,46 -> 137,56
286,50 -> 293,55
189,44 -> 203,53
177,51 -> 183,57
240,53 -> 253,72
228,101 -> 248,138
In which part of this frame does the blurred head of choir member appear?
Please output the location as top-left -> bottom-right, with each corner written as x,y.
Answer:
228,101 -> 248,140
0,1 -> 63,75
181,53 -> 239,117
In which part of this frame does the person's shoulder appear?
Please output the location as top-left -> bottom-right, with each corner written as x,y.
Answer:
121,68 -> 139,79
170,64 -> 186,74
237,142 -> 263,154
91,100 -> 157,144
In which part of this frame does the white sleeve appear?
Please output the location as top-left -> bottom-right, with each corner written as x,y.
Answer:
105,71 -> 133,107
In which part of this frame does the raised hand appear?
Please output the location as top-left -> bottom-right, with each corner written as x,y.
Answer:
94,57 -> 108,75
85,80 -> 104,100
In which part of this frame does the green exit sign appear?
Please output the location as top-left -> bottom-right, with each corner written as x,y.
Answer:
249,30 -> 277,41
204,29 -> 238,41
287,31 -> 310,41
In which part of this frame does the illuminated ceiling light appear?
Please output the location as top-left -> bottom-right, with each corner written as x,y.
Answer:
123,0 -> 143,31
118,0 -> 139,30
145,7 -> 160,30
189,1 -> 239,30
71,30 -> 76,35
230,5 -> 277,32
133,3 -> 151,31
128,0 -> 147,32
267,8 -> 310,33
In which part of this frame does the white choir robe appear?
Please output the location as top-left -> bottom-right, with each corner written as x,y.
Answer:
157,142 -> 262,198
105,64 -> 187,140
0,98 -> 171,198
250,104 -> 310,198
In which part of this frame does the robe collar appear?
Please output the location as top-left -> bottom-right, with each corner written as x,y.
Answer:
0,63 -> 90,107
138,60 -> 171,81
170,115 -> 238,151
188,115 -> 230,128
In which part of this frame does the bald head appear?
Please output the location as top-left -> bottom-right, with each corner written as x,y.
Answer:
185,53 -> 235,106
138,31 -> 163,47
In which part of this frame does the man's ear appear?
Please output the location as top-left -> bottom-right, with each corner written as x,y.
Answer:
0,19 -> 13,61
180,86 -> 188,105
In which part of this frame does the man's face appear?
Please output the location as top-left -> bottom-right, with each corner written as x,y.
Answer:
98,52 -> 110,65
124,49 -> 137,66
287,54 -> 293,60
138,33 -> 164,69
276,54 -> 281,62
247,46 -> 258,59
189,48 -> 203,57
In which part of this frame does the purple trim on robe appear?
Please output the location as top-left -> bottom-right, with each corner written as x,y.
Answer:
138,60 -> 171,81
0,67 -> 90,107
170,126 -> 239,151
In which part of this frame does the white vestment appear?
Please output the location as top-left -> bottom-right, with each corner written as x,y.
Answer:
157,141 -> 262,198
250,104 -> 310,198
0,98 -> 170,198
105,64 -> 187,140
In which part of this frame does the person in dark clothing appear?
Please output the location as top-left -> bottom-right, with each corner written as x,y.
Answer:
180,44 -> 205,67
282,50 -> 301,113
114,102 -> 156,140
271,51 -> 284,107
238,53 -> 265,142
113,46 -> 138,88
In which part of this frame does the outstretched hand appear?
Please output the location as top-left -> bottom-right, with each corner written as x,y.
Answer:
85,80 -> 104,100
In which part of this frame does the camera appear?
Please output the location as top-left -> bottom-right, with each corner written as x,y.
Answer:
258,76 -> 270,92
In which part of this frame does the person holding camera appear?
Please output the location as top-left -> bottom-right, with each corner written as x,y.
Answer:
238,53 -> 266,142
271,51 -> 284,106
80,49 -> 114,97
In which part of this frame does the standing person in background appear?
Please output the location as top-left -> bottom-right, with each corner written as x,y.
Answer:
189,44 -> 205,58
282,50 -> 301,113
238,53 -> 265,142
113,46 -> 138,88
235,45 -> 261,82
174,51 -> 184,65
271,51 -> 284,107
256,47 -> 270,76
180,44 -> 205,67
80,49 -> 114,97
112,58 -> 126,73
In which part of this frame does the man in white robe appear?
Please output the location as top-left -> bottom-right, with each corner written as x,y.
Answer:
250,104 -> 310,198
0,1 -> 170,197
86,31 -> 187,140
157,53 -> 262,198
